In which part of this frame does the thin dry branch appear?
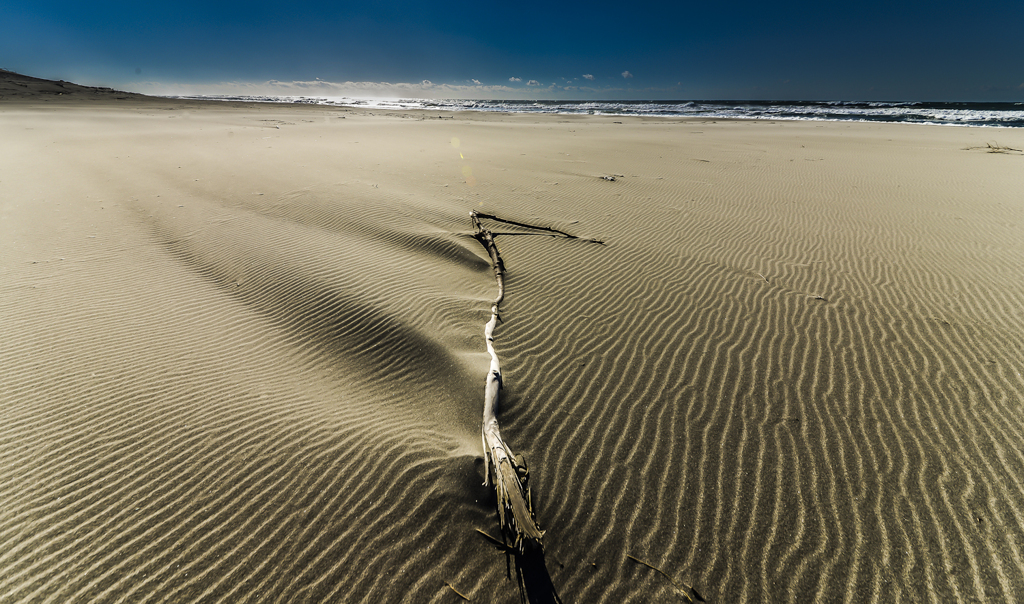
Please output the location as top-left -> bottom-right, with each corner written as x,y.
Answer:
445,581 -> 472,601
471,213 -> 506,306
472,211 -> 604,244
475,528 -> 511,550
963,142 -> 1023,154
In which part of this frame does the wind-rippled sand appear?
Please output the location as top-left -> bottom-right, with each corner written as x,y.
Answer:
2,86 -> 1024,602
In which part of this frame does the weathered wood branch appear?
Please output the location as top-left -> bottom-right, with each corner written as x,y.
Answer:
472,210 -> 603,555
471,212 -> 506,306
472,211 -> 544,554
471,210 -> 596,603
472,211 -> 604,245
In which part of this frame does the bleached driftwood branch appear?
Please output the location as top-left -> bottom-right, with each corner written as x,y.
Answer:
470,211 -> 604,604
471,211 -> 603,554
472,211 -> 544,554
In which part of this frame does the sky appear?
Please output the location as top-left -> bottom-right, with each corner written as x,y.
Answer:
2,0 -> 1023,101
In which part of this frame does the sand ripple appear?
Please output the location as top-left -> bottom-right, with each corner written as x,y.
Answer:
3,109 -> 1024,602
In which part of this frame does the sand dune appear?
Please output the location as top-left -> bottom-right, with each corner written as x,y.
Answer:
3,78 -> 1024,602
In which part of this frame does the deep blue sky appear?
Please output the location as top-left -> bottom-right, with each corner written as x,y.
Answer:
2,0 -> 1022,100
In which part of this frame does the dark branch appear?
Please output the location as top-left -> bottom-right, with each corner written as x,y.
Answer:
472,211 -> 604,245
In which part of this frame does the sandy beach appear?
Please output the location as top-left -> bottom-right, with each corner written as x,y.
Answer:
3,72 -> 1024,603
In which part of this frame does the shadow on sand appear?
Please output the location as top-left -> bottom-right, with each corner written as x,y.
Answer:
479,537 -> 561,604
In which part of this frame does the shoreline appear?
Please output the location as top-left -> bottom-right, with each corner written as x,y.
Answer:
5,69 -> 1021,128
160,95 -> 1024,129
163,95 -> 1024,130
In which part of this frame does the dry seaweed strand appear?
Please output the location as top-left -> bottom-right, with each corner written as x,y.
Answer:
444,581 -> 472,601
626,555 -> 705,603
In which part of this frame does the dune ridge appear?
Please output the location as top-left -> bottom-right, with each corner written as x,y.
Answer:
2,88 -> 1024,602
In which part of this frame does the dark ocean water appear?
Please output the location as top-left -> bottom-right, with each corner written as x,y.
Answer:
419,99 -> 1024,127
174,96 -> 1024,127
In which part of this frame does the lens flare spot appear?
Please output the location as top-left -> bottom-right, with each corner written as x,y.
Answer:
462,165 -> 476,186
451,137 -> 460,148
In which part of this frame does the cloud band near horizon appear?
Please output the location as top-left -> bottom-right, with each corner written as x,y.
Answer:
124,76 -> 662,100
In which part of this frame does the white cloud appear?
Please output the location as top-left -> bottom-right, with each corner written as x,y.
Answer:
583,74 -> 594,81
126,75 -> 687,101
622,71 -> 633,79
130,78 -> 520,100
509,76 -> 522,82
472,79 -> 481,85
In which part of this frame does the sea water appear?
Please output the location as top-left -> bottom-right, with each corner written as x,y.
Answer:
172,96 -> 1024,128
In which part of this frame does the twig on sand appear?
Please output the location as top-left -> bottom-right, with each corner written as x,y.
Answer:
963,142 -> 1023,154
472,211 -> 604,244
981,142 -> 1022,154
626,555 -> 705,603
475,528 -> 512,551
445,581 -> 472,601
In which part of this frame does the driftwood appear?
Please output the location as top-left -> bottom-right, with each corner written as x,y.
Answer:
472,211 -> 545,554
472,210 -> 602,553
471,213 -> 705,602
471,211 -> 601,603
472,211 -> 604,244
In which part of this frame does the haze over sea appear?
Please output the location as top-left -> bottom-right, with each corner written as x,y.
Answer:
172,97 -> 1024,128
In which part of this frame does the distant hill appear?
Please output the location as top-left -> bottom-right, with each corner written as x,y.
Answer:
0,69 -> 146,102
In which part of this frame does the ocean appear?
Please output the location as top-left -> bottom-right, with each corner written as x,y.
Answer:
172,96 -> 1024,128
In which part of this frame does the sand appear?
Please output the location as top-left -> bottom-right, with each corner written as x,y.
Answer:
3,72 -> 1024,603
